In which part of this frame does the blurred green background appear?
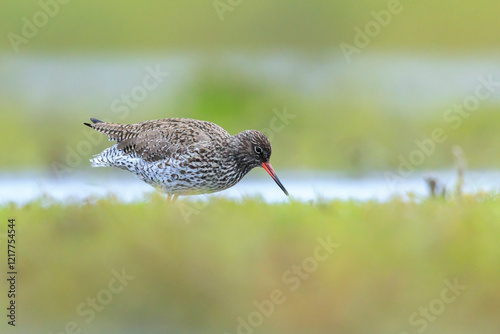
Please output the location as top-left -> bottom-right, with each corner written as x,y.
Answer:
3,197 -> 500,334
1,1 -> 500,333
1,0 -> 500,172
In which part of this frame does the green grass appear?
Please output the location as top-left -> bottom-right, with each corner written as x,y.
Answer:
1,196 -> 500,333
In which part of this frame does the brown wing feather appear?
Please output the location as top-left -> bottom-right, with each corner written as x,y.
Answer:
89,118 -> 230,162
89,121 -> 140,142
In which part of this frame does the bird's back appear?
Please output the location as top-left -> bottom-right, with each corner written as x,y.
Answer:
90,118 -> 231,162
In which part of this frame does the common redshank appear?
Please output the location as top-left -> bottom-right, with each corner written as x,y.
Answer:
84,118 -> 289,201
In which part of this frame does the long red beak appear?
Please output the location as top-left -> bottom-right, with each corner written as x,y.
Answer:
262,162 -> 289,196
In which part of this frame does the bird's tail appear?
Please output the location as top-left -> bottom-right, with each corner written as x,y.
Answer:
89,144 -> 141,172
89,145 -> 118,168
84,117 -> 136,142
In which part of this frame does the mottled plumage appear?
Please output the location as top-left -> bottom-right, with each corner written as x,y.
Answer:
84,117 -> 288,200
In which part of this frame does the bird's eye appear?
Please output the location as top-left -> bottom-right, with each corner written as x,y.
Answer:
254,146 -> 263,154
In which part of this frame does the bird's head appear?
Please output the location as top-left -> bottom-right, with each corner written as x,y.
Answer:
233,130 -> 289,196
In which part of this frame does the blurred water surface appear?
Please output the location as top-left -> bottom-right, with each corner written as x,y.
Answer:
2,170 -> 499,205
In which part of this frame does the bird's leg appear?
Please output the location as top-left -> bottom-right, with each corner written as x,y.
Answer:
166,194 -> 178,202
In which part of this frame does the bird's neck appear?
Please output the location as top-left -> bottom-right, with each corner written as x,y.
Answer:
223,132 -> 255,177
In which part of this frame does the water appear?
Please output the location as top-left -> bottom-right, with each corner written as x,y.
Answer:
1,170 -> 499,205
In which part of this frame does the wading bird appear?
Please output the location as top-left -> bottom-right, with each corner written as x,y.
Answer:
84,117 -> 289,201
